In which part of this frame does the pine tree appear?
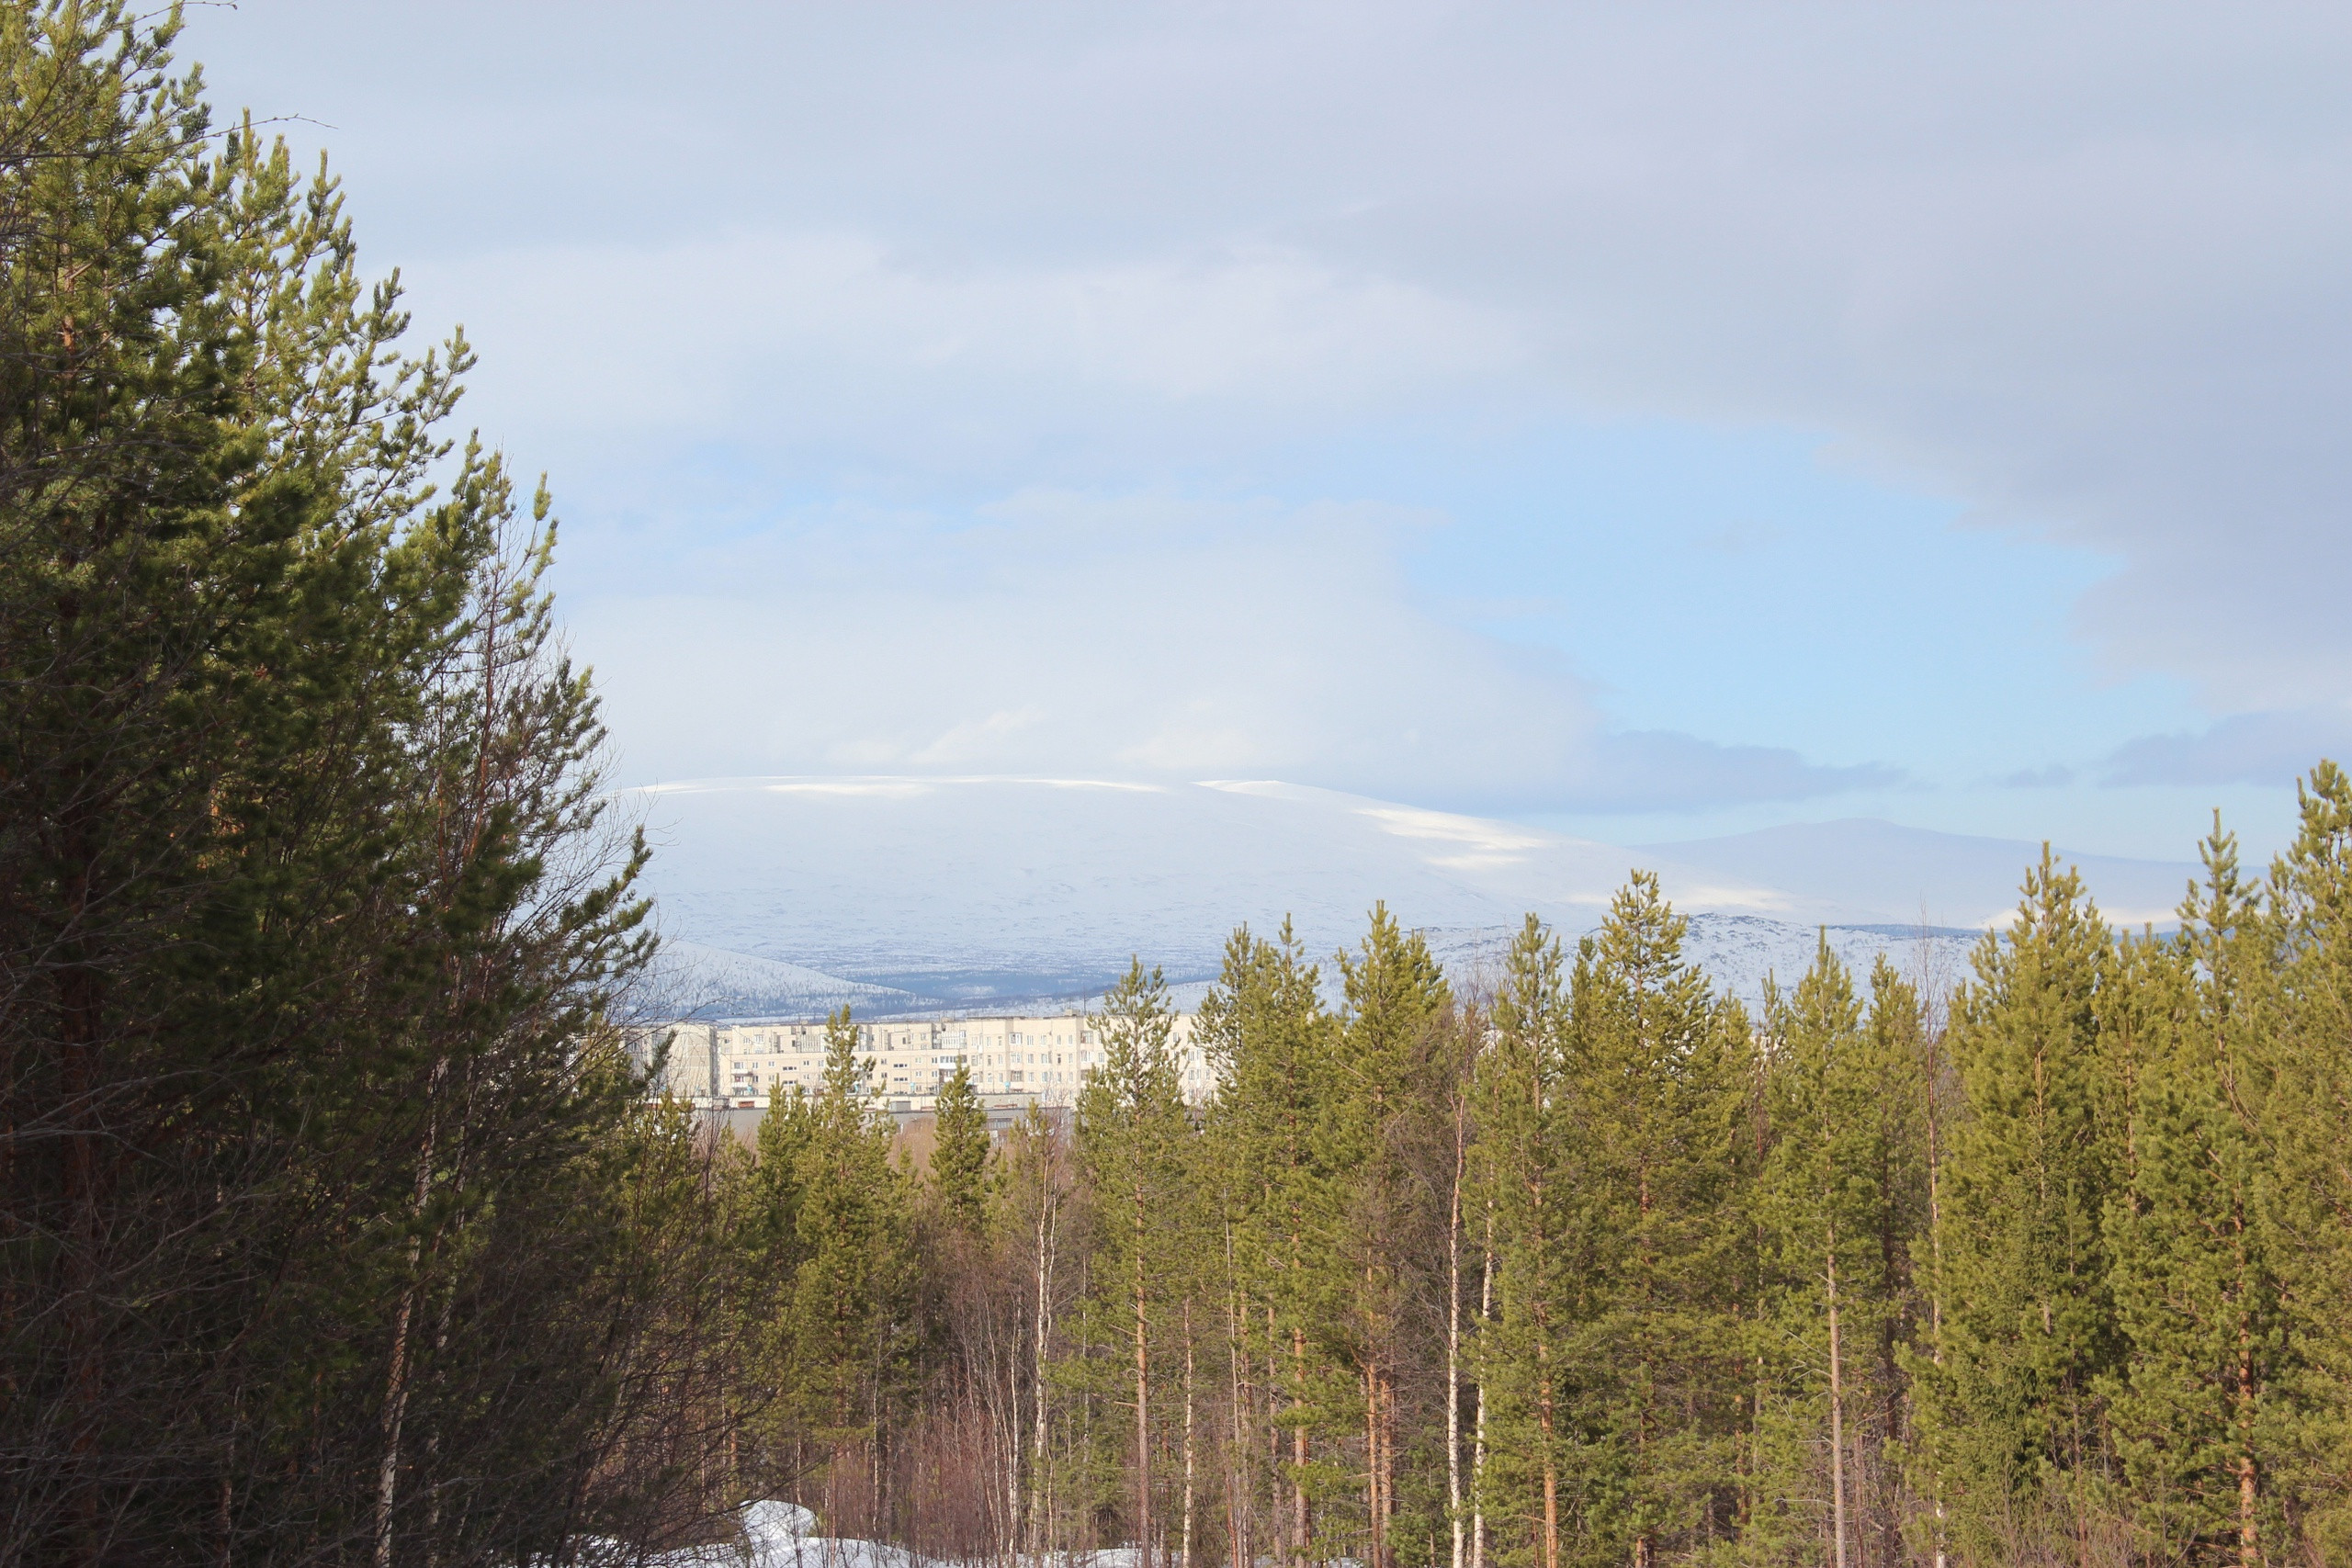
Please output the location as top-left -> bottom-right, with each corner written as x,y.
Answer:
1334,904 -> 1452,1568
1856,957 -> 1934,1564
1198,920 -> 1349,1568
1563,872 -> 1746,1568
933,1062 -> 992,1238
1755,943 -> 1931,1568
2248,762 -> 2352,1555
2099,824 -> 2298,1565
1077,959 -> 1198,1559
749,1087 -> 817,1269
1916,849 -> 2125,1558
1473,915 -> 1577,1568
0,8 -> 671,1557
1759,944 -> 1862,1568
783,1007 -> 920,1504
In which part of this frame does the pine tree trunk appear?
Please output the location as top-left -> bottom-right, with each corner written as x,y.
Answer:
1227,1257 -> 1248,1568
1877,1141 -> 1905,1568
2234,1201 -> 2260,1568
1538,1335 -> 1558,1568
1633,1161 -> 1654,1568
1267,1303 -> 1282,1555
1292,1325 -> 1310,1568
377,1252 -> 420,1568
57,935 -> 105,1568
1227,1226 -> 1248,1568
377,1071 -> 447,1568
1136,1181 -> 1153,1566
1925,1038 -> 1949,1568
422,1217 -> 462,1568
1826,1224 -> 1849,1568
1374,1363 -> 1383,1568
1364,1361 -> 1380,1568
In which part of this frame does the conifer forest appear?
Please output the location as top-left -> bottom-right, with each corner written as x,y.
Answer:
7,7 -> 2352,1567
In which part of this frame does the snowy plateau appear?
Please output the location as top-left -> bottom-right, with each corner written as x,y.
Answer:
626,777 -> 2198,1021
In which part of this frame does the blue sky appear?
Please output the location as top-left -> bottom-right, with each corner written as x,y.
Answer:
182,2 -> 2352,860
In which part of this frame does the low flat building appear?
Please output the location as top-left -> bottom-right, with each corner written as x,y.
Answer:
627,1010 -> 1212,1118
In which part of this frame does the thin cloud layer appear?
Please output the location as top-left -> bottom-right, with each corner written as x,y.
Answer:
2101,709 -> 2352,788
580,492 -> 1882,814
417,235 -> 1521,439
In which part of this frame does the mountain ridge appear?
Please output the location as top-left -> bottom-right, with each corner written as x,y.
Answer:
625,776 -> 2190,1017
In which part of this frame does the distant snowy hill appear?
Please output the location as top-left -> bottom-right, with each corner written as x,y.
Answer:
1639,818 -> 2196,931
622,776 -> 2195,1016
637,940 -> 922,1021
1422,917 -> 1979,1016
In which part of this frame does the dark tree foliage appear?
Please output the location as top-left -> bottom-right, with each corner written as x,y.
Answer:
0,8 -> 733,1563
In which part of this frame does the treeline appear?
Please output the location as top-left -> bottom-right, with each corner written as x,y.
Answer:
1,8 -> 734,1562
766,794 -> 2352,1568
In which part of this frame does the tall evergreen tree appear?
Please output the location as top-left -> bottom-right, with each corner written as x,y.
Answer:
1755,943 -> 1931,1568
1334,905 -> 1452,1568
1916,850 -> 2125,1558
1474,916 -> 1577,1568
1076,959 -> 1198,1559
932,1061 -> 992,1238
748,1085 -> 817,1277
0,8 -> 689,1559
1855,957 -> 1934,1565
1562,872 -> 1746,1568
2247,763 -> 2352,1556
2100,825 -> 2296,1566
1199,920 -> 1349,1568
782,1009 -> 920,1499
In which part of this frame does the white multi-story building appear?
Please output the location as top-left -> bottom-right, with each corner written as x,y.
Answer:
629,1010 -> 1212,1116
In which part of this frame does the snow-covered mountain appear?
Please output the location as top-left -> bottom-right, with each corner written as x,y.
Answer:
623,776 -> 2196,1016
1640,817 -> 2196,931
1420,917 -> 1981,1017
636,940 -> 923,1021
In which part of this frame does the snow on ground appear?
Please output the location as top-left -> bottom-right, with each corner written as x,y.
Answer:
586,1504 -> 1184,1568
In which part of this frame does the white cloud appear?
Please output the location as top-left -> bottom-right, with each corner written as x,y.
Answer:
575,491 -> 1882,813
362,3 -> 2352,729
188,0 -> 2352,807
579,492 -> 1563,798
409,234 -> 1523,458
2100,708 -> 2352,787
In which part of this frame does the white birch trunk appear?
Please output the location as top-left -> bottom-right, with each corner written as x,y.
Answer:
1446,1103 -> 1467,1568
1182,1301 -> 1197,1568
1471,1206 -> 1494,1568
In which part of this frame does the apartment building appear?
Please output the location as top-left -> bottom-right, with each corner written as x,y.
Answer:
629,1010 -> 1211,1115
